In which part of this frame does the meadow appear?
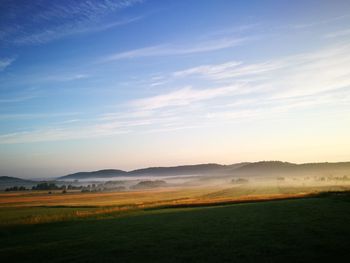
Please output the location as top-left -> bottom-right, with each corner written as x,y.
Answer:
1,178 -> 350,262
1,192 -> 350,262
1,179 -> 349,225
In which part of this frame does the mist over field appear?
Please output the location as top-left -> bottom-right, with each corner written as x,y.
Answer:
57,161 -> 350,187
2,161 -> 349,210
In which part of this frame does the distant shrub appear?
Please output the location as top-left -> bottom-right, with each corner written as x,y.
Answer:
332,176 -> 350,181
32,182 -> 59,190
5,186 -> 26,191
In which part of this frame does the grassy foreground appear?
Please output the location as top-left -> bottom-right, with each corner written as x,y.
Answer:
1,193 -> 350,262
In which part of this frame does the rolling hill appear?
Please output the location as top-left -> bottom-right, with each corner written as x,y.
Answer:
232,161 -> 350,177
58,161 -> 350,180
60,169 -> 127,180
0,176 -> 37,190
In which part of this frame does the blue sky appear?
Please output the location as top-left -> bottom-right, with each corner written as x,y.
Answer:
1,0 -> 350,178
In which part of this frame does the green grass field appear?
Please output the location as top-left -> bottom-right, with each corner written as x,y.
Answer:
1,193 -> 350,263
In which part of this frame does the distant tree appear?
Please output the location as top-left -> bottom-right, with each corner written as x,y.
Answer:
32,182 -> 59,190
5,186 -> 26,191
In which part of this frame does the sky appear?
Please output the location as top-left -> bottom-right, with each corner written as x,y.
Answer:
1,0 -> 350,178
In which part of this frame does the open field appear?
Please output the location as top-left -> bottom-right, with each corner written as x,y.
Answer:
1,192 -> 350,262
1,180 -> 350,262
1,181 -> 350,225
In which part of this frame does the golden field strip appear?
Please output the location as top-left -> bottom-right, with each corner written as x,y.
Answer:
1,181 -> 350,208
1,181 -> 350,226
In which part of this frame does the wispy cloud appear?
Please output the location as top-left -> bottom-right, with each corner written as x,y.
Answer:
0,112 -> 79,121
172,61 -> 283,80
102,37 -> 247,61
13,16 -> 143,45
0,95 -> 36,104
167,44 -> 350,98
0,127 -> 130,144
130,85 -> 242,110
271,45 -> 350,98
0,57 -> 15,71
45,73 -> 90,82
0,0 -> 143,45
324,28 -> 350,38
0,71 -> 91,89
2,43 -> 350,144
122,43 -> 350,128
290,14 -> 350,29
0,112 -> 181,144
207,88 -> 350,121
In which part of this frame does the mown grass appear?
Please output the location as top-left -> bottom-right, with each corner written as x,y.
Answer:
0,193 -> 350,262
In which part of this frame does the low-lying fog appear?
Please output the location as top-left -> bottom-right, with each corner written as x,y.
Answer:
58,172 -> 350,193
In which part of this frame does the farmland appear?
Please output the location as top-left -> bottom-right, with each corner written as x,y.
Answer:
1,179 -> 350,225
1,191 -> 350,262
1,175 -> 350,262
